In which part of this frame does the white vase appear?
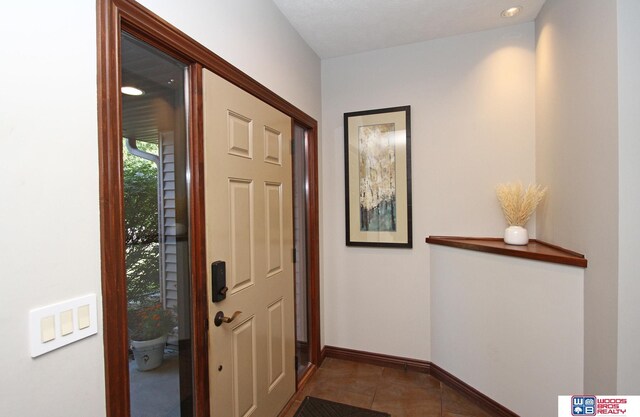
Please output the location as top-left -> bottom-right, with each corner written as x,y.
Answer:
504,225 -> 529,245
131,335 -> 167,371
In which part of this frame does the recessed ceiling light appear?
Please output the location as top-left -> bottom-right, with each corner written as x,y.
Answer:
501,6 -> 522,18
121,86 -> 145,96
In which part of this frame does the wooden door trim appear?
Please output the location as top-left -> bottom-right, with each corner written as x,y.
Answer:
97,1 -> 128,416
304,127 -> 321,366
188,62 -> 209,417
97,1 -> 320,416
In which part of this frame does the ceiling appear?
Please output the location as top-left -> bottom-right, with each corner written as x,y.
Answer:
272,0 -> 546,59
121,33 -> 186,144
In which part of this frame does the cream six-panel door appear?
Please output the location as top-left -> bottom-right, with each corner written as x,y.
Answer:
203,69 -> 295,417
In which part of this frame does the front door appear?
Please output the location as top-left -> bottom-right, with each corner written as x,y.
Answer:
203,69 -> 295,417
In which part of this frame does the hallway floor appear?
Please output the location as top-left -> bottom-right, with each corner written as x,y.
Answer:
283,358 -> 496,417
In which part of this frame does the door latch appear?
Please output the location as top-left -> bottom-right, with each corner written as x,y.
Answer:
213,311 -> 241,327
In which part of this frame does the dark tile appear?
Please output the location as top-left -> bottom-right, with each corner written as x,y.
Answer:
381,367 -> 441,391
294,381 -> 314,401
309,383 -> 374,409
297,359 -> 502,417
321,358 -> 385,378
372,382 -> 442,417
294,368 -> 337,401
441,384 -> 493,417
316,369 -> 381,396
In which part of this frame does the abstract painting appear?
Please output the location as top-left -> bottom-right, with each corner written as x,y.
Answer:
358,123 -> 397,232
344,106 -> 412,248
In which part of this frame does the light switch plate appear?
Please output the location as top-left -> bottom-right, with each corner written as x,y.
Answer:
29,294 -> 98,358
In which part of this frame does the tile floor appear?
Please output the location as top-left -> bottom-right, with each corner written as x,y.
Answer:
283,358 -> 497,417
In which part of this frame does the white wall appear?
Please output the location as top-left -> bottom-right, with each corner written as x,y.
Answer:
617,0 -> 640,395
431,246 -> 584,417
0,1 -> 320,416
139,0 -> 321,121
321,24 -> 536,360
0,2 -> 104,416
535,0 -> 619,393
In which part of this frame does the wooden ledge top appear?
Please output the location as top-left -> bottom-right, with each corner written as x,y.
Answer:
425,236 -> 587,268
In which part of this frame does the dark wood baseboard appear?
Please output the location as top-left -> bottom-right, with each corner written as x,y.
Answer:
277,392 -> 299,417
323,345 -> 430,373
297,363 -> 318,390
322,345 -> 518,417
278,363 -> 319,417
430,362 -> 519,417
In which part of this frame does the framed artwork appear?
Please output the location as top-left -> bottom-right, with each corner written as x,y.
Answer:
344,105 -> 412,248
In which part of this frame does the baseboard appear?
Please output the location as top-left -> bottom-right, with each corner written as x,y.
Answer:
323,345 -> 430,373
322,345 -> 518,417
430,362 -> 519,417
297,363 -> 318,391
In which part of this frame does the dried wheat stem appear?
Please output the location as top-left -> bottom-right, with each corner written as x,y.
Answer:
496,182 -> 547,227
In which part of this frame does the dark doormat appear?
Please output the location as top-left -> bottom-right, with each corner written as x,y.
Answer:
293,396 -> 391,417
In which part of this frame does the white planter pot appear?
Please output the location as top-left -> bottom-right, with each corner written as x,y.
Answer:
131,335 -> 167,371
504,225 -> 529,245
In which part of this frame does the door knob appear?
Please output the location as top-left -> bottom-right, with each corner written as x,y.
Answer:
214,310 -> 241,327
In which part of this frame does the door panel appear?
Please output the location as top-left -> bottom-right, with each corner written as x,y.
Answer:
264,127 -> 282,165
228,111 -> 253,159
232,317 -> 257,417
265,182 -> 283,277
267,298 -> 285,392
204,69 -> 295,417
228,178 -> 254,293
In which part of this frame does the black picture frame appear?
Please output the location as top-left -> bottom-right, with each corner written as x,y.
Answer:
344,105 -> 412,248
